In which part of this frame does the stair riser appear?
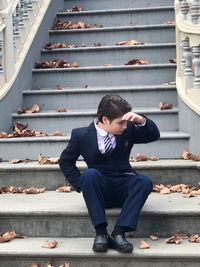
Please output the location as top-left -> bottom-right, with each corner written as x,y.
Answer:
64,0 -> 174,10
41,46 -> 176,66
49,27 -> 175,46
57,9 -> 174,27
13,113 -> 178,132
23,89 -> 178,109
32,66 -> 176,88
0,167 -> 199,189
2,258 -> 200,267
0,138 -> 188,160
0,213 -> 199,237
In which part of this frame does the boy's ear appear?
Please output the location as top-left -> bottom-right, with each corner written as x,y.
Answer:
102,116 -> 110,124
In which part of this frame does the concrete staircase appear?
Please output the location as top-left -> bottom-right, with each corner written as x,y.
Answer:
1,0 -> 200,266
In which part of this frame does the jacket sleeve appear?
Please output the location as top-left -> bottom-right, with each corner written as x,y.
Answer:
59,129 -> 81,192
129,116 -> 160,144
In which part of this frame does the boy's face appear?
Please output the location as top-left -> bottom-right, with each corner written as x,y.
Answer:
102,115 -> 127,135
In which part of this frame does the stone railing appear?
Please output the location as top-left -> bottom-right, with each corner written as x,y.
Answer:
0,0 -> 50,99
175,0 -> 200,114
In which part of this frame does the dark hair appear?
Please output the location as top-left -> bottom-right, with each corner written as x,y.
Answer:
97,94 -> 132,122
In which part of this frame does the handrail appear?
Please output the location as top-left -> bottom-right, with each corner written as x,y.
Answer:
0,0 -> 51,100
175,0 -> 200,115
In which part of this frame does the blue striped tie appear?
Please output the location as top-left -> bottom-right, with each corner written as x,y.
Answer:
104,133 -> 113,156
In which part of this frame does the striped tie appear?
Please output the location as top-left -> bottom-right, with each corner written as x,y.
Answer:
104,133 -> 113,156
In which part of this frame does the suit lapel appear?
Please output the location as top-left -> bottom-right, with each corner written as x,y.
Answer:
87,122 -> 105,158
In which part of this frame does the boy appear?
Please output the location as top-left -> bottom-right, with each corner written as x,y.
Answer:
59,94 -> 160,253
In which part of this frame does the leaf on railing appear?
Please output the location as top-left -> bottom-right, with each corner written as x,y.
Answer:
116,40 -> 148,46
169,58 -> 177,63
64,5 -> 84,12
52,19 -> 102,30
35,59 -> 79,69
125,59 -> 149,65
158,102 -> 173,110
17,104 -> 40,114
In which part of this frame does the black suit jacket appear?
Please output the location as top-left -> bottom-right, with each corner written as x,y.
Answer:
59,117 -> 160,192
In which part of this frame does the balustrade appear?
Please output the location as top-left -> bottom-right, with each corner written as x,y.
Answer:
175,0 -> 200,113
0,0 -> 50,97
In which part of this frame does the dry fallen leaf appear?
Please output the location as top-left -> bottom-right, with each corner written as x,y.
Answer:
160,187 -> 170,194
56,109 -> 67,112
189,234 -> 200,242
45,43 -> 67,50
38,154 -> 59,165
149,156 -> 159,161
125,59 -> 149,65
130,153 -> 147,162
71,61 -> 79,68
65,5 -> 84,12
17,104 -> 40,114
140,240 -> 150,249
0,231 -> 26,243
56,85 -> 65,90
52,19 -> 99,30
9,158 -> 22,164
150,235 -> 158,241
31,262 -> 39,267
158,102 -> 173,110
81,43 -> 86,47
85,85 -> 91,89
169,58 -> 176,63
0,132 -> 7,138
0,186 -> 23,194
46,262 -> 54,267
23,187 -> 45,194
54,131 -> 65,136
162,81 -> 176,86
42,241 -> 58,249
166,230 -> 188,245
35,59 -> 78,69
182,150 -> 191,160
56,186 -> 71,192
116,39 -> 146,46
164,20 -> 175,24
104,64 -> 112,67
91,42 -> 102,47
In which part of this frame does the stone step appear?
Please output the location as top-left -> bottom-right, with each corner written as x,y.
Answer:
32,64 -> 176,89
63,0 -> 174,10
1,237 -> 200,267
0,160 -> 199,190
23,85 -> 178,110
0,191 -> 199,238
40,43 -> 176,66
49,25 -> 175,46
0,132 -> 189,160
12,107 -> 179,132
56,6 -> 174,27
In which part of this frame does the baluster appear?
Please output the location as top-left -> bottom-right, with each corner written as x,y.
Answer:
23,0 -> 29,22
0,39 -> 3,76
27,0 -> 34,14
183,39 -> 193,77
18,1 -> 25,31
191,0 -> 200,24
192,46 -> 200,88
180,40 -> 187,70
181,0 -> 190,19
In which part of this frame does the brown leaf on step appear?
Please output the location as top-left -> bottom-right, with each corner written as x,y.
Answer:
9,158 -> 22,164
153,183 -> 166,192
149,156 -> 159,161
56,85 -> 65,90
166,235 -> 182,244
169,58 -> 176,63
0,132 -> 7,138
46,262 -> 54,267
162,81 -> 176,86
131,153 -> 147,162
71,61 -> 79,68
104,64 -> 112,67
35,59 -> 78,69
52,19 -> 99,30
160,187 -> 170,194
150,235 -> 158,241
56,186 -> 72,192
182,150 -> 191,160
170,184 -> 182,193
130,21 -> 137,26
176,230 -> 188,240
45,42 -> 67,50
23,187 -> 46,194
42,241 -> 58,249
0,231 -> 26,243
183,192 -> 197,198
189,234 -> 199,242
164,20 -> 175,24
65,5 -> 84,12
158,102 -> 173,110
0,186 -> 23,194
31,262 -> 39,267
116,39 -> 147,46
53,131 -> 65,136
24,159 -> 31,163
81,43 -> 86,47
140,240 -> 150,249
38,154 -> 59,165
68,44 -> 78,48
91,42 -> 102,47
85,85 -> 91,89
18,104 -> 40,114
190,153 -> 200,161
125,59 -> 149,65
56,109 -> 67,112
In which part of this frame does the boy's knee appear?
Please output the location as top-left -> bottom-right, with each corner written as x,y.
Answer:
80,168 -> 101,187
139,174 -> 153,192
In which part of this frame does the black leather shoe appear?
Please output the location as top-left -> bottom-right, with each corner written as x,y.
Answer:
92,234 -> 109,252
109,234 -> 133,253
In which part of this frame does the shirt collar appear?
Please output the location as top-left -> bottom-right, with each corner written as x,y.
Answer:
94,118 -> 113,137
